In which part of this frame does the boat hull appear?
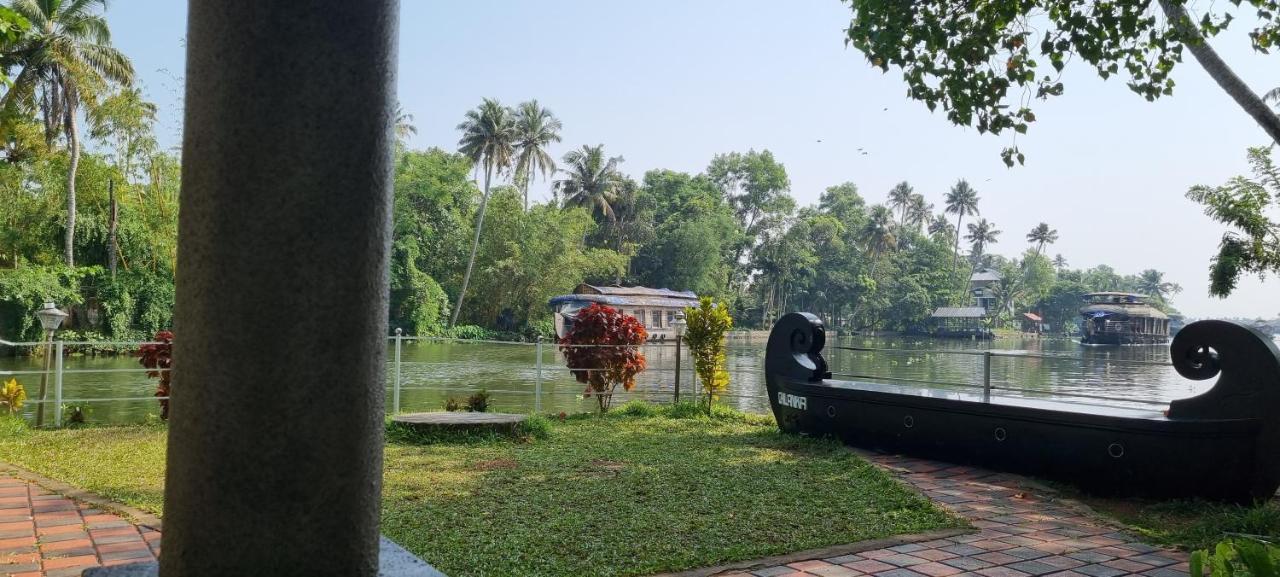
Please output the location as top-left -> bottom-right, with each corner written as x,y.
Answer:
1080,333 -> 1168,345
767,378 -> 1258,501
764,312 -> 1280,503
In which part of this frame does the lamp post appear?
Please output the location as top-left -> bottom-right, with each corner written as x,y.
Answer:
33,302 -> 67,428
673,311 -> 686,403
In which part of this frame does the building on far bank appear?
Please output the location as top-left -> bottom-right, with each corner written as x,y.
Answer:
548,284 -> 699,340
929,269 -> 1002,339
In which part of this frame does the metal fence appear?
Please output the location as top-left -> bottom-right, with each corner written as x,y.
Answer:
0,332 -> 1183,428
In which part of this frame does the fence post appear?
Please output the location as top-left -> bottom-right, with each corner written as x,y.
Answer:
673,335 -> 682,403
53,341 -> 63,427
392,328 -> 402,415
534,336 -> 543,413
982,351 -> 992,402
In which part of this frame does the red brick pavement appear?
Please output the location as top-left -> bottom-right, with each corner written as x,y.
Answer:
0,475 -> 160,577
712,452 -> 1189,577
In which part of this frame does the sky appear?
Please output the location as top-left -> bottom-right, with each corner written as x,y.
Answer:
104,1 -> 1279,319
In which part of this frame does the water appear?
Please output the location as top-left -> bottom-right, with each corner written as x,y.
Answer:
0,333 -> 1217,426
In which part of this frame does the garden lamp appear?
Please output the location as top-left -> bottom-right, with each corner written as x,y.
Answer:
35,302 -> 67,332
33,302 -> 66,428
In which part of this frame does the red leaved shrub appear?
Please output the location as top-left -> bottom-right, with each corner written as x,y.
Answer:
139,330 -> 173,420
559,303 -> 646,413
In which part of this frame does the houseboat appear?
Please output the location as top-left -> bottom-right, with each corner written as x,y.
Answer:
1079,292 -> 1169,345
548,284 -> 699,340
764,311 -> 1280,502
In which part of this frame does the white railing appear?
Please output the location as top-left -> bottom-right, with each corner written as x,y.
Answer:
0,331 -> 1186,427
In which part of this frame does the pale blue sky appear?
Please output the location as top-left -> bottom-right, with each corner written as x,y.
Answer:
105,1 -> 1278,319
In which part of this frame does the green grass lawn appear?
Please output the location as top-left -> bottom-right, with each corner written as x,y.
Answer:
1071,493 -> 1280,551
0,404 -> 962,577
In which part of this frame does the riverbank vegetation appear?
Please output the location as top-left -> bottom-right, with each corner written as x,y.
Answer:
0,405 -> 962,577
0,3 -> 1192,349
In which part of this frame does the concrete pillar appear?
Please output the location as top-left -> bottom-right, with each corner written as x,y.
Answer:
160,1 -> 398,576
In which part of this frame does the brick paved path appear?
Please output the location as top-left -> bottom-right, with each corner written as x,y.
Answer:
719,452 -> 1190,577
0,474 -> 160,577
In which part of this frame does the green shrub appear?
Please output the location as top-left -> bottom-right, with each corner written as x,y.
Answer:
0,414 -> 26,438
618,400 -> 660,417
450,325 -> 495,341
519,414 -> 552,440
466,390 -> 490,413
1192,537 -> 1280,577
684,297 -> 733,416
665,401 -> 707,419
443,397 -> 463,412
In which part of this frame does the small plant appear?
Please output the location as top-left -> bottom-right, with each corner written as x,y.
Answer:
443,397 -> 464,412
138,330 -> 173,420
618,400 -> 659,418
683,297 -> 733,416
0,378 -> 26,416
520,414 -> 552,440
467,389 -> 490,413
1191,537 -> 1280,577
559,303 -> 647,413
64,405 -> 87,426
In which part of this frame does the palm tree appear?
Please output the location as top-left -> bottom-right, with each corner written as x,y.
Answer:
512,100 -> 562,211
928,213 -> 955,241
944,179 -> 980,277
1136,269 -> 1182,306
965,218 -> 1001,262
1053,254 -> 1068,270
851,204 -> 897,326
887,181 -> 913,225
453,98 -> 516,327
904,193 -> 932,233
1026,222 -> 1059,255
4,0 -> 134,266
394,102 -> 416,142
554,144 -> 625,222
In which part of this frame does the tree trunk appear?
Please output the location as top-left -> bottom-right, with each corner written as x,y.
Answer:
108,179 -> 118,280
64,110 -> 79,267
451,163 -> 492,327
1159,0 -> 1280,145
950,213 -> 964,286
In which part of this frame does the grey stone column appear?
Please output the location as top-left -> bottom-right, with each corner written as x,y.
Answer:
161,2 -> 398,576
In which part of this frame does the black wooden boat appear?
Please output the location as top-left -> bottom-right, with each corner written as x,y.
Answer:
765,312 -> 1280,502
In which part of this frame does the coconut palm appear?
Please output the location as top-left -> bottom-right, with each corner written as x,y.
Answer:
1026,222 -> 1059,255
1053,254 -> 1068,270
851,204 -> 898,325
554,144 -> 625,222
4,0 -> 134,266
453,98 -> 517,327
887,181 -> 913,225
859,204 -> 898,260
512,100 -> 562,211
904,193 -> 932,233
965,218 -> 1001,262
928,213 -> 955,241
1136,269 -> 1182,305
394,102 -> 416,142
944,179 -> 980,276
